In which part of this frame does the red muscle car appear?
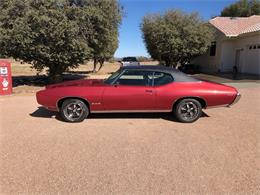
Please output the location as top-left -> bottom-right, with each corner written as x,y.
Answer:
36,66 -> 241,123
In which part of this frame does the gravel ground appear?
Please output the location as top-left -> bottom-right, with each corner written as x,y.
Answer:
0,83 -> 259,194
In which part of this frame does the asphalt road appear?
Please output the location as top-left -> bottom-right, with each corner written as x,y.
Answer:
0,83 -> 259,194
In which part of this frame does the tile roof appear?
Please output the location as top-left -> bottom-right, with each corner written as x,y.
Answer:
210,15 -> 260,37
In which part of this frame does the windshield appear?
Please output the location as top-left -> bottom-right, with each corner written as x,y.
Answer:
104,69 -> 122,84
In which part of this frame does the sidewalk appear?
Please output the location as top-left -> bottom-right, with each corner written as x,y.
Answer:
193,73 -> 260,84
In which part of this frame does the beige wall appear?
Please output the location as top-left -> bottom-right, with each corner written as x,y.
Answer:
192,31 -> 224,73
192,31 -> 260,75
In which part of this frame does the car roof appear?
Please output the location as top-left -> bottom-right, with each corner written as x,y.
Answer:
122,57 -> 138,61
120,65 -> 199,82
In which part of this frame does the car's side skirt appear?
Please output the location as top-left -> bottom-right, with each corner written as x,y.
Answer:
206,104 -> 229,109
91,110 -> 172,113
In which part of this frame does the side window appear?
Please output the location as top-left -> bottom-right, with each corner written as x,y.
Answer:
153,72 -> 174,86
116,70 -> 153,86
210,41 -> 216,56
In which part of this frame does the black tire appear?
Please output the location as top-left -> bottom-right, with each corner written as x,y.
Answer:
60,99 -> 89,123
174,98 -> 202,123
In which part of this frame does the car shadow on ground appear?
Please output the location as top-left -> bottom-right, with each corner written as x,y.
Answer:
30,107 -> 209,123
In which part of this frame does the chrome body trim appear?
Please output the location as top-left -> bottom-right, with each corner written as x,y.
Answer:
91,110 -> 172,113
206,104 -> 229,109
91,102 -> 101,105
229,92 -> 241,107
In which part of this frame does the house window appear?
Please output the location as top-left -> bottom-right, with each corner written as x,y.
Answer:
248,44 -> 260,50
210,41 -> 216,56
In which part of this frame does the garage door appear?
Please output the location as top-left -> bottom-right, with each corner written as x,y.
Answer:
243,44 -> 260,75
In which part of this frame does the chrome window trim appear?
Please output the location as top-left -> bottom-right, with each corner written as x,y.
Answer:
110,69 -> 126,85
152,71 -> 174,86
112,69 -> 175,87
112,69 -> 154,86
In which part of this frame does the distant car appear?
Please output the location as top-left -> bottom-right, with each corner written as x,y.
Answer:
36,65 -> 240,123
120,57 -> 140,66
178,64 -> 200,74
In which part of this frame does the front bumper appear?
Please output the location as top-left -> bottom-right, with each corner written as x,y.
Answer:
229,93 -> 241,106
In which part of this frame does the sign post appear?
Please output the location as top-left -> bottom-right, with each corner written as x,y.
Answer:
0,60 -> 12,95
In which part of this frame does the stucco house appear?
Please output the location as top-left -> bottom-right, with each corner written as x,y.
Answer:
192,15 -> 260,75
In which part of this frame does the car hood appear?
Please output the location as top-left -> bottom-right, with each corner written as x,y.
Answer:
46,79 -> 105,89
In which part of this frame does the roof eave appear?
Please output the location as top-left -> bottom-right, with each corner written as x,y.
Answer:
226,34 -> 239,38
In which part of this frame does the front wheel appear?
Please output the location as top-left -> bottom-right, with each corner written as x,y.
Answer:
60,99 -> 89,122
174,98 -> 202,123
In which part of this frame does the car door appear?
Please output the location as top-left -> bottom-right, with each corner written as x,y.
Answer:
102,70 -> 155,111
153,71 -> 175,111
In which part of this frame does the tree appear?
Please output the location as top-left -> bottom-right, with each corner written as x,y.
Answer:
0,0 -> 122,82
68,0 -> 122,72
141,10 -> 213,67
221,0 -> 260,17
136,56 -> 151,62
0,0 -> 90,83
90,0 -> 122,72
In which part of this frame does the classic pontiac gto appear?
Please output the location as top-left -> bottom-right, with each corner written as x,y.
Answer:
36,66 -> 241,123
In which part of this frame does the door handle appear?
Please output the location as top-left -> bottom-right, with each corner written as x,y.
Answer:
145,90 -> 153,93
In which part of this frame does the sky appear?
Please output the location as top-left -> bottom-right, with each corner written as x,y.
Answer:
114,0 -> 238,57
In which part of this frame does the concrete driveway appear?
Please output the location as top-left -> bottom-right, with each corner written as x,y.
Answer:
0,83 -> 259,194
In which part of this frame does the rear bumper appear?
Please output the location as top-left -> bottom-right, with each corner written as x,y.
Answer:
229,93 -> 241,107
206,92 -> 241,109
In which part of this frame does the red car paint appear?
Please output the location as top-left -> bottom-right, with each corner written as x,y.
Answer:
36,78 -> 239,112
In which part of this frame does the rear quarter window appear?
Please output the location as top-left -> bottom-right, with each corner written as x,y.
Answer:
153,72 -> 174,86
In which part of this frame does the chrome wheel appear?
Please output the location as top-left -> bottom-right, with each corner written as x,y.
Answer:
61,99 -> 89,122
179,102 -> 199,121
64,102 -> 84,120
175,98 -> 202,123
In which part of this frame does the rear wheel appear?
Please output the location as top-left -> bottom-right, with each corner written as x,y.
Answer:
60,99 -> 89,122
174,98 -> 202,123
